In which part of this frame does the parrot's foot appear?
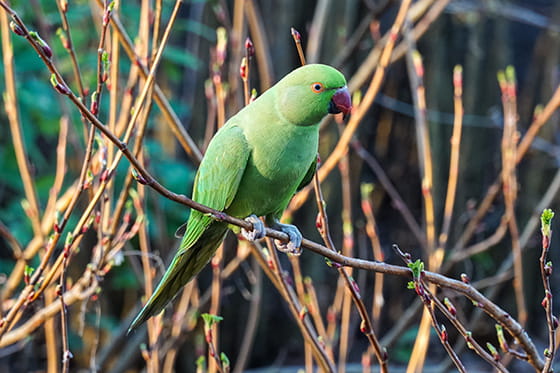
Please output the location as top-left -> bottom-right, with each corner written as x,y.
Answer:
273,222 -> 302,256
242,214 -> 266,241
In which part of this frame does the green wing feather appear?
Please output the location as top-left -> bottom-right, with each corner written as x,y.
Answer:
177,124 -> 250,252
297,156 -> 317,191
128,124 -> 250,332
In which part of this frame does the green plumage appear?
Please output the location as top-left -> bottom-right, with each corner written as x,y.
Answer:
129,64 -> 348,331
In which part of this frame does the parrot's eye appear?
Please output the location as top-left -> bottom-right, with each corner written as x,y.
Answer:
311,82 -> 324,93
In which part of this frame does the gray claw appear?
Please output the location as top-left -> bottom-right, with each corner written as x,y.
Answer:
273,222 -> 302,256
242,214 -> 266,241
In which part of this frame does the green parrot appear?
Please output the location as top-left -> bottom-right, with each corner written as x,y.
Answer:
128,63 -> 351,332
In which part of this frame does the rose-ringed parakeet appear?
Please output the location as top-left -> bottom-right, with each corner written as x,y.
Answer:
128,63 -> 351,331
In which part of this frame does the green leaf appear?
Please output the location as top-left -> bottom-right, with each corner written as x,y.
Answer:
486,342 -> 498,356
201,313 -> 223,329
195,355 -> 206,369
407,259 -> 424,279
541,208 -> 554,237
220,352 -> 230,368
24,265 -> 34,277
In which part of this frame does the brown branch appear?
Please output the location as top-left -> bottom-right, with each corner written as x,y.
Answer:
0,8 -> 43,239
539,210 -> 555,373
94,0 -> 203,163
438,65 -> 464,250
232,255 -> 262,373
244,0 -> 273,90
55,0 -> 86,98
403,29 -> 437,373
352,141 -> 426,246
359,184 -> 385,331
313,172 -> 388,372
0,272 -> 98,348
347,0 -> 449,92
454,82 -> 560,253
499,68 -> 527,326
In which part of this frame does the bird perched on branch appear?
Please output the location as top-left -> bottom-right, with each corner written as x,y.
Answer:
129,63 -> 351,332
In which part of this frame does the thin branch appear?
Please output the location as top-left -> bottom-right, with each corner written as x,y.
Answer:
0,8 -> 43,239
93,0 -> 202,163
539,209 -> 555,373
499,67 -> 527,326
438,65 -> 464,249
313,171 -> 388,372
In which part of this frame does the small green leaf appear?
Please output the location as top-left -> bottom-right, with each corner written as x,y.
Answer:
486,342 -> 498,355
360,183 -> 375,199
24,265 -> 34,277
505,65 -> 516,85
64,232 -> 73,248
407,259 -> 424,279
50,74 -> 59,88
487,342 -> 500,360
102,51 -> 110,71
220,352 -> 230,368
541,209 -> 555,237
201,313 -> 223,329
195,355 -> 206,369
495,324 -> 508,351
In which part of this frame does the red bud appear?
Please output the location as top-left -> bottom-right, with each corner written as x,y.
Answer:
245,37 -> 254,57
327,308 -> 336,323
90,100 -> 98,115
440,326 -> 448,342
360,320 -> 368,334
239,57 -> 248,80
9,21 -> 25,36
298,307 -> 307,320
315,213 -> 323,231
291,27 -> 301,41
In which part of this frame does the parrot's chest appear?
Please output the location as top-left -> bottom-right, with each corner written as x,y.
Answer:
228,125 -> 318,217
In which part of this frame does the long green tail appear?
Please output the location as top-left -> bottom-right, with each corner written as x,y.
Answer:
128,222 -> 228,332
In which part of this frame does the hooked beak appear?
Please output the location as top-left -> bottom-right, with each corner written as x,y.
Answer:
328,86 -> 352,115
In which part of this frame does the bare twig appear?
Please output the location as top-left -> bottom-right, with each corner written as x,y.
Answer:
1,8 -> 43,239
539,209 -> 556,373
94,0 -> 203,163
438,65 -> 464,250
499,67 -> 527,326
360,184 -> 385,331
394,246 -> 510,373
55,0 -> 86,98
232,254 -> 262,373
404,29 -> 437,373
352,141 -> 426,246
454,82 -> 560,253
313,171 -> 388,372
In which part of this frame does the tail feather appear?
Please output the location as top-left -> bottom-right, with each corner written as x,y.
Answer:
128,223 -> 228,332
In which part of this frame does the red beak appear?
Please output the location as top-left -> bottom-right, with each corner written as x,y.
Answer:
328,86 -> 352,115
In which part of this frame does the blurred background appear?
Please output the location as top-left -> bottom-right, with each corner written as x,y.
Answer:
1,0 -> 560,371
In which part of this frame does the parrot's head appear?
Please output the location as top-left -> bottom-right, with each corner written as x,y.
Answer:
275,64 -> 351,126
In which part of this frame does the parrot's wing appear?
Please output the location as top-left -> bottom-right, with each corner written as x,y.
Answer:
179,124 -> 250,251
297,156 -> 317,191
193,124 -> 250,208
